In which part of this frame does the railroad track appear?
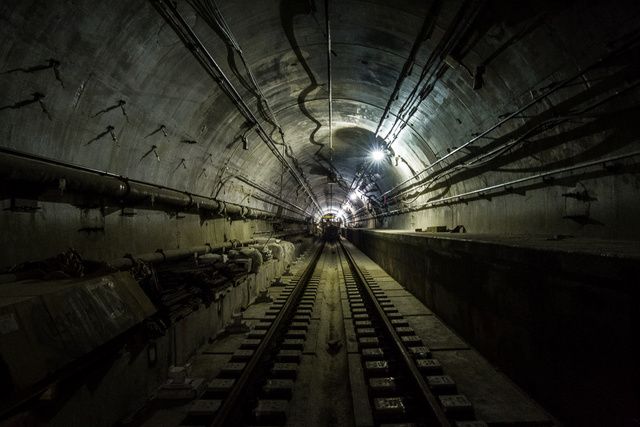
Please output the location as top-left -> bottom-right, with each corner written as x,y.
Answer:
180,242 -> 326,426
178,240 -> 495,426
338,239 -> 486,427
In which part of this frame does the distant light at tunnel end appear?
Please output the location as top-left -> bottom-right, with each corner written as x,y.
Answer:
371,148 -> 385,162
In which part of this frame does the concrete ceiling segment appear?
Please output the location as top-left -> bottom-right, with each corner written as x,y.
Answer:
203,0 -> 440,213
1,0 -> 639,218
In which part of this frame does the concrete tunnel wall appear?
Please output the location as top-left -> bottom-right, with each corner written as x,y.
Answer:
0,204 -> 276,269
346,228 -> 640,427
1,0 -> 640,270
0,0 -> 639,425
10,240 -> 306,427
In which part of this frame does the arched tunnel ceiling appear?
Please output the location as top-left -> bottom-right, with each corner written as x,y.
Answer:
1,0 -> 639,219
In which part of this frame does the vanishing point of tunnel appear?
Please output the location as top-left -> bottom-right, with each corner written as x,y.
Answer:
0,1 -> 639,426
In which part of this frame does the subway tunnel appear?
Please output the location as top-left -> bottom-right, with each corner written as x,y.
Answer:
0,0 -> 639,426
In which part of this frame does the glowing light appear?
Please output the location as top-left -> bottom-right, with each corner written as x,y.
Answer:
371,148 -> 385,162
349,192 -> 358,201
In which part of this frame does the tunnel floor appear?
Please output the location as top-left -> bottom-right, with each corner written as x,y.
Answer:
127,240 -> 553,427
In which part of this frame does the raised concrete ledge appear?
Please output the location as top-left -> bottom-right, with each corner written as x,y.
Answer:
348,229 -> 640,289
345,228 -> 640,427
367,229 -> 640,261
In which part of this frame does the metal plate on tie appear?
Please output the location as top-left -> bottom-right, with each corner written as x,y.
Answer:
369,377 -> 398,394
362,348 -> 385,360
356,328 -> 376,337
416,358 -> 443,374
365,360 -> 390,375
395,327 -> 415,336
400,335 -> 422,346
439,394 -> 474,417
391,318 -> 409,327
409,346 -> 431,359
426,375 -> 457,394
373,397 -> 407,417
354,320 -> 373,328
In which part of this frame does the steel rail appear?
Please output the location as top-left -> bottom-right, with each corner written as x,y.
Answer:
210,241 -> 326,426
338,240 -> 452,426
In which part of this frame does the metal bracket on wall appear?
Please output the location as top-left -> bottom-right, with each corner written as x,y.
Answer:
86,125 -> 118,146
1,58 -> 64,87
91,99 -> 127,120
145,124 -> 168,138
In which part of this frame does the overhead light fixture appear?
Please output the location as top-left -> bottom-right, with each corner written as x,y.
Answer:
349,192 -> 358,201
371,148 -> 385,162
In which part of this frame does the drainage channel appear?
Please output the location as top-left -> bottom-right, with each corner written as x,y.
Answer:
338,240 -> 487,427
180,241 -> 326,426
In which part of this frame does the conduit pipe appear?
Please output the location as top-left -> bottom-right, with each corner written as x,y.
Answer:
352,149 -> 640,221
150,0 -> 322,214
0,240 -> 258,283
0,147 -> 304,221
109,240 -> 257,269
379,31 -> 640,201
231,175 -> 308,216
